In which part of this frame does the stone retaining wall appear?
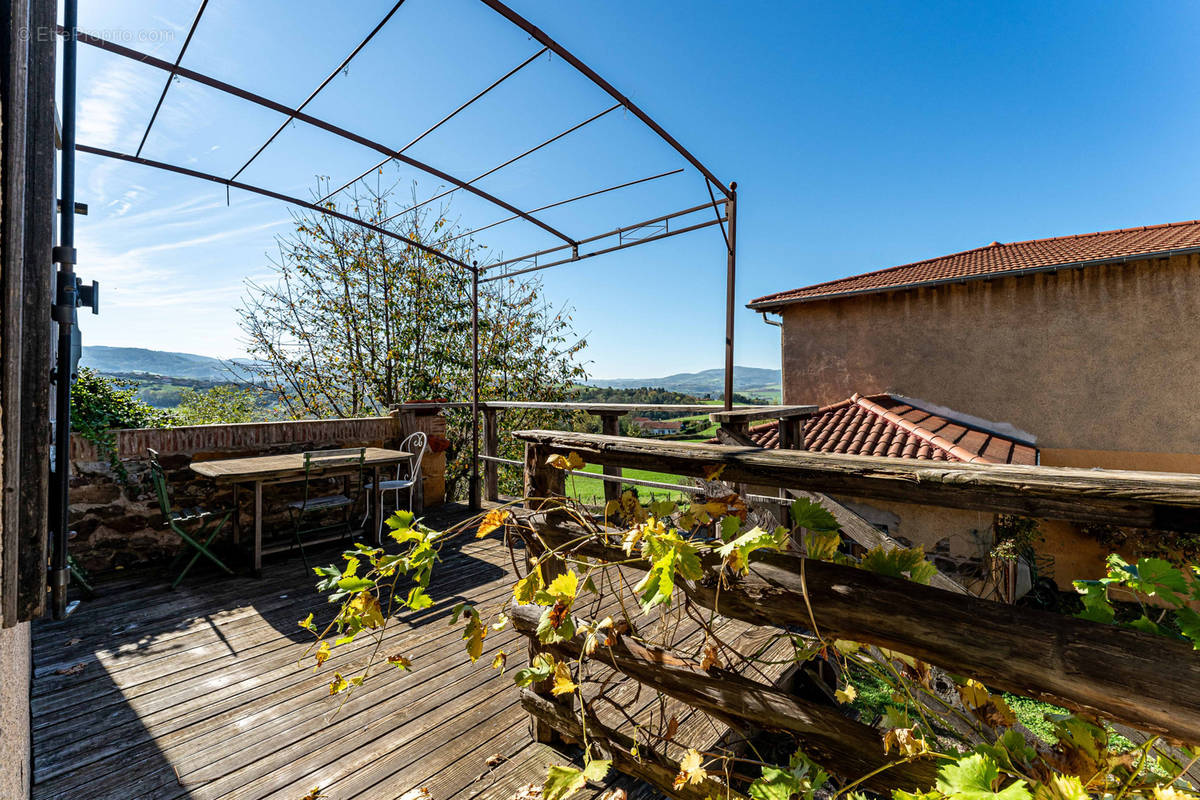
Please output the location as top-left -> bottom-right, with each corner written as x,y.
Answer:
68,411 -> 447,574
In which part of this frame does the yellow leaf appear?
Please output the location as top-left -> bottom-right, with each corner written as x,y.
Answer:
299,613 -> 315,632
621,526 -> 645,556
348,591 -> 385,629
492,651 -> 507,672
835,684 -> 857,704
386,653 -> 412,670
465,619 -> 485,662
546,570 -> 579,603
477,509 -> 511,539
958,678 -> 990,709
514,567 -> 543,604
313,640 -> 331,669
551,661 -> 578,696
329,673 -> 348,695
545,451 -> 583,470
674,749 -> 707,788
883,726 -> 927,757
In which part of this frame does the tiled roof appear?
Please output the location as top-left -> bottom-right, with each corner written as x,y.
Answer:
749,219 -> 1200,308
716,393 -> 1038,465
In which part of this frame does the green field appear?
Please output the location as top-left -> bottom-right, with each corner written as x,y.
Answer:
563,464 -> 696,505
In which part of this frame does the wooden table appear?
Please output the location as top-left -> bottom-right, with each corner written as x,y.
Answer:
190,447 -> 413,574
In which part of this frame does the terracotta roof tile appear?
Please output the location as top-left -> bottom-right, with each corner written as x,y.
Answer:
716,393 -> 1038,465
749,219 -> 1200,307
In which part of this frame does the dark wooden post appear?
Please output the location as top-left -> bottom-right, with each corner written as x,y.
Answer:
597,411 -> 622,504
522,442 -> 571,743
482,406 -> 499,503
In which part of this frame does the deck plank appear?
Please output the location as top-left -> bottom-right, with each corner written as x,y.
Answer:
31,503 -> 794,800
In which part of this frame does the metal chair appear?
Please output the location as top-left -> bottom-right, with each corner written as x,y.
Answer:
364,431 -> 427,543
147,449 -> 235,589
287,447 -> 366,571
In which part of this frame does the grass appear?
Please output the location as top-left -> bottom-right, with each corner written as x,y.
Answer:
848,666 -> 1136,751
563,464 -> 695,504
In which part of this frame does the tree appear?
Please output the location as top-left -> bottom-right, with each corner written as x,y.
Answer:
238,178 -> 587,497
172,385 -> 264,426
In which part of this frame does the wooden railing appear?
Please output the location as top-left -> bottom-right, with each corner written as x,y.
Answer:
414,400 -> 817,505
505,430 -> 1200,795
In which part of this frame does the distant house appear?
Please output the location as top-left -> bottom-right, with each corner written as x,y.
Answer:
636,419 -> 683,436
749,220 -> 1200,475
746,220 -> 1200,590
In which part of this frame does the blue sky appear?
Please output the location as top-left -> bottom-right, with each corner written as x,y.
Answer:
69,1 -> 1200,379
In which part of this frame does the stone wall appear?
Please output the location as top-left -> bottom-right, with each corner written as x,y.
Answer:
68,411 -> 447,574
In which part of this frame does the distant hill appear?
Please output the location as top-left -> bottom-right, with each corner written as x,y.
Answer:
80,346 -> 247,381
585,366 -> 781,400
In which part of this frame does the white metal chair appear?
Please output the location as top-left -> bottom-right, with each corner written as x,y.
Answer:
365,431 -> 428,543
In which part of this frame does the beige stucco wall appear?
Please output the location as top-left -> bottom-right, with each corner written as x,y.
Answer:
0,622 -> 31,800
836,497 -> 1114,590
780,253 -> 1200,458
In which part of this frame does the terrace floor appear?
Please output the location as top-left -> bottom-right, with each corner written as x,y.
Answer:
30,503 -> 658,800
31,500 -> 795,800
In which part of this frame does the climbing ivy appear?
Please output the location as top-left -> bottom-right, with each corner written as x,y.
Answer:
70,368 -> 169,481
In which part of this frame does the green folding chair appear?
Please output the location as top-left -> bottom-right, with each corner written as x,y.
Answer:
147,449 -> 235,589
286,448 -> 366,572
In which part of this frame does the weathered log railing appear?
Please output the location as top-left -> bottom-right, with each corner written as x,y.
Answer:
507,430 -> 1200,796
407,399 -> 816,505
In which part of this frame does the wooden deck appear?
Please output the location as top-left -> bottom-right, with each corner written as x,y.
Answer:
30,503 -> 786,800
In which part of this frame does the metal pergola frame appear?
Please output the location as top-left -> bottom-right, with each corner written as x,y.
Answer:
50,0 -> 738,617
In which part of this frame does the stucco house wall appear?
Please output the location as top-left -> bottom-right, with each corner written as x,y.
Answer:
0,622 -> 30,800
779,252 -> 1200,472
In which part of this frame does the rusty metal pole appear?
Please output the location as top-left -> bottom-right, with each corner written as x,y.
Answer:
723,182 -> 738,411
470,262 -> 480,510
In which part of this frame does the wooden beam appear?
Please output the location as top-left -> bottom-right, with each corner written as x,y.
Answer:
708,405 -> 817,424
599,413 -> 621,504
520,690 -> 749,800
511,430 -> 1200,532
510,605 -> 938,791
527,517 -> 1200,744
491,401 -> 757,415
482,407 -> 499,503
522,443 -> 571,744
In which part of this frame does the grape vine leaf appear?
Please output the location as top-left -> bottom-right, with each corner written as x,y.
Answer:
543,766 -> 586,800
1176,606 -> 1200,650
673,749 -> 707,788
790,498 -> 839,532
934,753 -> 1031,800
1072,580 -> 1115,624
1129,557 -> 1190,606
716,525 -> 788,574
551,660 -> 578,696
476,509 -> 511,539
860,546 -> 938,585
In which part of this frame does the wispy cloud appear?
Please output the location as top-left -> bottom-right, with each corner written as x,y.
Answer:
78,60 -> 155,152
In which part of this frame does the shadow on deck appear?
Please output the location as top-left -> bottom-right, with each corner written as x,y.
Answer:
29,503 -> 640,800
